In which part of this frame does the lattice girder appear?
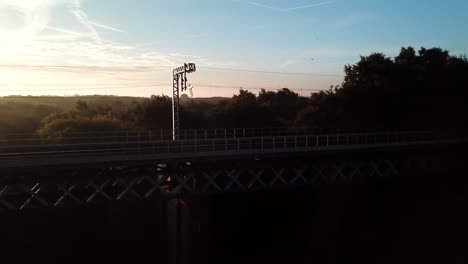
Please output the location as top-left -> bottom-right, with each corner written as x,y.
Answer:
0,156 -> 434,212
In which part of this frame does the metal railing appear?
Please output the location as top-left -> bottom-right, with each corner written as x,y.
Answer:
0,130 -> 460,160
0,127 -> 441,146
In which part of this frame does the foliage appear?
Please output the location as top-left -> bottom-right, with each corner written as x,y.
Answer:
1,46 -> 466,139
36,101 -> 125,139
127,95 -> 173,130
37,116 -> 125,139
0,102 -> 57,138
296,47 -> 468,129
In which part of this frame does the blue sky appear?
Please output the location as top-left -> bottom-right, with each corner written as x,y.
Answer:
0,0 -> 467,97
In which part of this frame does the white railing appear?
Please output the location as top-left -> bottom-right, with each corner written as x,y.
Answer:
0,130 -> 459,160
0,127 -> 443,146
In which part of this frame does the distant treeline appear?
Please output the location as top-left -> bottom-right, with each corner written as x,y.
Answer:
1,46 -> 467,139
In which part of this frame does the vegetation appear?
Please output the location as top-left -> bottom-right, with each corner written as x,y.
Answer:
0,102 -> 58,137
36,101 -> 126,139
297,47 -> 468,129
0,46 -> 466,139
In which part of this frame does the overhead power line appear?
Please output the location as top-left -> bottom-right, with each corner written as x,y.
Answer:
192,84 -> 324,92
0,83 -> 163,88
0,64 -> 172,69
0,84 -> 166,93
197,67 -> 344,77
0,64 -> 344,77
0,83 -> 325,93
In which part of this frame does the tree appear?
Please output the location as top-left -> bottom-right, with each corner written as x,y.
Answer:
130,95 -> 173,130
299,46 -> 468,129
38,115 -> 125,139
213,90 -> 273,128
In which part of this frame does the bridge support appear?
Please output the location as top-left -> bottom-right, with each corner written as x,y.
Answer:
166,198 -> 210,264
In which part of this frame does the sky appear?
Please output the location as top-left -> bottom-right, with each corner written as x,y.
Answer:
0,0 -> 467,97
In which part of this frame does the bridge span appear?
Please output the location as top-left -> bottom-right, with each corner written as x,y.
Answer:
1,128 -> 466,264
0,129 -> 458,168
0,129 -> 464,207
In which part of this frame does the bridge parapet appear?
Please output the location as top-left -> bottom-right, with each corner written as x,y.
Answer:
0,127 -> 457,146
0,130 -> 461,167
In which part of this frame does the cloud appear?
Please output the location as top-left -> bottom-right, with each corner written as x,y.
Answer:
0,0 -> 215,65
187,33 -> 208,39
90,22 -> 125,33
0,31 -> 220,74
0,1 -> 236,97
280,59 -> 295,68
134,41 -> 161,49
70,0 -> 101,43
0,0 -> 62,42
0,0 -> 225,93
45,26 -> 89,37
237,0 -> 334,13
245,1 -> 285,12
0,0 -> 116,43
285,1 -> 335,11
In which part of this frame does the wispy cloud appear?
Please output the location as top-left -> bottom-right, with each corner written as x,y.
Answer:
238,0 -> 334,13
69,0 -> 99,42
90,22 -> 125,33
0,0 -> 222,76
0,1 -> 234,97
69,0 -> 126,42
45,26 -> 89,37
188,33 -> 209,39
134,41 -> 161,49
285,1 -> 335,11
280,59 -> 295,68
245,1 -> 285,12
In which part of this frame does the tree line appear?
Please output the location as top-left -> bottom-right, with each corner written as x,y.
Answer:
1,46 -> 466,139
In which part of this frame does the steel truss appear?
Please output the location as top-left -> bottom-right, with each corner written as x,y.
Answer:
0,154 -> 442,212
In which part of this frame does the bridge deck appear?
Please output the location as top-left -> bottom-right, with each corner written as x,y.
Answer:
0,131 -> 464,212
0,131 -> 461,169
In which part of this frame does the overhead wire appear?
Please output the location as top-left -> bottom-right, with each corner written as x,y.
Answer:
0,64 -> 344,77
0,84 -> 167,93
0,83 -> 325,93
197,66 -> 344,77
0,64 -> 339,94
191,84 -> 324,92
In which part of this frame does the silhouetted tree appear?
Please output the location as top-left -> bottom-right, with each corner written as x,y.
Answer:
298,47 -> 468,129
130,95 -> 173,130
213,90 -> 273,127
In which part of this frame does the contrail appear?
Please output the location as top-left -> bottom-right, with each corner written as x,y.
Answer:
71,0 -> 101,43
45,26 -> 88,37
285,1 -> 334,11
239,0 -> 334,13
245,1 -> 284,12
90,22 -> 125,33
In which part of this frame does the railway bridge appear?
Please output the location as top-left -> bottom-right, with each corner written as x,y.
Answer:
0,128 -> 466,264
